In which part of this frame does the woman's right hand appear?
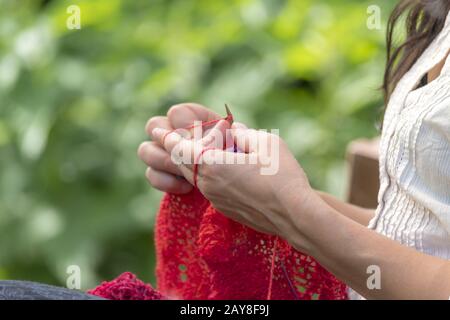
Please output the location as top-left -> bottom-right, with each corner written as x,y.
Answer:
138,103 -> 221,194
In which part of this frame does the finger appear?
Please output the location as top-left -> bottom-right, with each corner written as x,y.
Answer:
145,116 -> 172,140
168,103 -> 221,129
137,141 -> 182,176
200,119 -> 231,149
152,127 -> 205,169
152,128 -> 196,183
145,167 -> 193,194
230,128 -> 261,153
177,120 -> 232,172
152,128 -> 183,155
229,122 -> 248,151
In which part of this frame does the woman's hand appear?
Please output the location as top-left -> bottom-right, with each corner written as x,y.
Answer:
138,103 -> 221,194
151,120 -> 319,248
146,107 -> 450,300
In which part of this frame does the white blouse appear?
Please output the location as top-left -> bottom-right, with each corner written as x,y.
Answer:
350,11 -> 450,299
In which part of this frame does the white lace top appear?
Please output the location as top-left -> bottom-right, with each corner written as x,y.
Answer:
350,11 -> 450,299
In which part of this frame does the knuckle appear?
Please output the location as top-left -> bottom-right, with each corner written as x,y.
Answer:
145,116 -> 167,136
168,102 -> 205,120
163,153 -> 176,169
167,104 -> 184,119
202,163 -> 218,177
200,177 -> 214,193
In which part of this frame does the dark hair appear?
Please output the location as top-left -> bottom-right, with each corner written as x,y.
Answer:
383,0 -> 450,103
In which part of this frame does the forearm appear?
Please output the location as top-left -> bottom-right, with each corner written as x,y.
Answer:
316,190 -> 375,226
285,192 -> 450,299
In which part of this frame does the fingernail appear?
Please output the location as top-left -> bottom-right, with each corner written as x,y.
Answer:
152,128 -> 163,137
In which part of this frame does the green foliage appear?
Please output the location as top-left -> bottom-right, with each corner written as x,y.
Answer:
0,0 -> 393,289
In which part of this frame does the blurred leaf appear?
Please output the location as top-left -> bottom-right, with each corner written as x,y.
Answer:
0,0 -> 393,288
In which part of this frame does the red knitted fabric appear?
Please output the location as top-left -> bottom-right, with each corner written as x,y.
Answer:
88,272 -> 164,300
155,188 -> 348,300
89,111 -> 347,300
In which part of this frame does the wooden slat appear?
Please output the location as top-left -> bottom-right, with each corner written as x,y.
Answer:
346,138 -> 380,209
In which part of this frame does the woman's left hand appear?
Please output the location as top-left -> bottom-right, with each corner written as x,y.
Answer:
151,120 -> 318,243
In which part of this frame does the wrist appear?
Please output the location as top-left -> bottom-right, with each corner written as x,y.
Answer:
282,186 -> 335,255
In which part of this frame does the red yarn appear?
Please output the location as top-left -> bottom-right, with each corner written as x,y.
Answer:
155,189 -> 348,300
88,272 -> 164,300
193,147 -> 216,188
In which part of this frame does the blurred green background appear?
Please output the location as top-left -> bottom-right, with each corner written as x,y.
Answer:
0,0 -> 394,289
